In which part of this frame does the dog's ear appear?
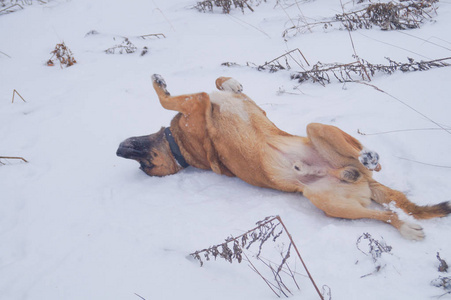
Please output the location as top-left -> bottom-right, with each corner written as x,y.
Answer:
117,127 -> 183,176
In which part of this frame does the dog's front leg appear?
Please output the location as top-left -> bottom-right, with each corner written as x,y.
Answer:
152,74 -> 210,115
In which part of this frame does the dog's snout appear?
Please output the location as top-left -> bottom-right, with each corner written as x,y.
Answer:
116,136 -> 151,159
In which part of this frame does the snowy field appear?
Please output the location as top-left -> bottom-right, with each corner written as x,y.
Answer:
1,0 -> 451,299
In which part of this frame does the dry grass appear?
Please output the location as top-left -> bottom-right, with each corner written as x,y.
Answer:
191,216 -> 325,299
194,0 -> 265,14
47,42 -> 76,68
283,0 -> 438,39
291,57 -> 451,86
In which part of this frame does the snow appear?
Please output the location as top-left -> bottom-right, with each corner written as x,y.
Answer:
1,0 -> 451,299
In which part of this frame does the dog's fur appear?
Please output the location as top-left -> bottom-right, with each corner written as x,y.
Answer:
117,75 -> 451,240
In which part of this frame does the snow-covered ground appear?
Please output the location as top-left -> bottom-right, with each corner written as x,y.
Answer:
1,0 -> 451,299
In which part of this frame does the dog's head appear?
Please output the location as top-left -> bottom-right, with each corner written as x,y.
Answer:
116,127 -> 183,176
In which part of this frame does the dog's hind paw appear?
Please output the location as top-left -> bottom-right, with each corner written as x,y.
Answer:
399,222 -> 425,241
359,149 -> 381,171
221,78 -> 243,94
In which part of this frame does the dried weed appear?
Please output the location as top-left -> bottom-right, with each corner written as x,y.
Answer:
356,233 -> 392,278
47,42 -> 76,68
191,216 -> 325,299
194,0 -> 265,14
283,0 -> 438,39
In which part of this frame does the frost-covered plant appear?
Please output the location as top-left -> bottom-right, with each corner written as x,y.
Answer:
336,0 -> 438,31
105,38 -> 138,55
194,0 -> 266,14
356,233 -> 392,278
283,0 -> 438,39
222,55 -> 451,86
431,276 -> 451,297
290,57 -> 451,86
431,253 -> 451,297
191,215 -> 326,299
0,0 -> 49,15
222,48 -> 310,74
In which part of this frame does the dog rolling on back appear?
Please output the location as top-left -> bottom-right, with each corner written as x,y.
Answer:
117,75 -> 451,240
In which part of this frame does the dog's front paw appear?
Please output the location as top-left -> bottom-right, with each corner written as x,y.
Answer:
152,74 -> 170,95
359,149 -> 381,171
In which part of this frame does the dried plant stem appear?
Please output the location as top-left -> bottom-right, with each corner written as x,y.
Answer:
276,216 -> 324,300
134,293 -> 146,300
226,14 -> 271,38
357,31 -> 430,59
358,127 -> 448,136
191,216 -> 325,299
245,252 -> 282,298
0,3 -> 23,14
139,33 -> 166,39
152,0 -> 175,31
0,49 -> 11,58
262,48 -> 310,68
12,89 -> 26,103
340,0 -> 370,81
394,156 -> 451,169
0,156 -> 28,163
354,81 -> 451,136
396,31 -> 451,52
292,57 -> 451,85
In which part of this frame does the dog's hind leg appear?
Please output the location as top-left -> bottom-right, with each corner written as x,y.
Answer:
369,180 -> 451,220
303,187 -> 425,240
306,123 -> 381,172
215,77 -> 243,93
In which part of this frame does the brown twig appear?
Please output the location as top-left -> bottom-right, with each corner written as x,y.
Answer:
0,3 -> 23,14
275,216 -> 324,300
12,89 -> 27,103
139,33 -> 166,39
0,156 -> 28,163
261,48 -> 310,69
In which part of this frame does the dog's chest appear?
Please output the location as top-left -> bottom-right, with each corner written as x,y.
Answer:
209,91 -> 250,122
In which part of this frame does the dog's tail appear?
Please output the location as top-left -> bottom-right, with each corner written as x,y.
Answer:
369,180 -> 451,219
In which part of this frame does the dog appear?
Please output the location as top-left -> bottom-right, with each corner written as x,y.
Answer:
117,75 -> 451,240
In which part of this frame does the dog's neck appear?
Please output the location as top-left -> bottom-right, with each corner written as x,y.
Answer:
164,127 -> 190,168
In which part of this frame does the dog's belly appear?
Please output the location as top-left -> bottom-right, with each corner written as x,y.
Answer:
206,91 -> 333,192
264,136 -> 333,192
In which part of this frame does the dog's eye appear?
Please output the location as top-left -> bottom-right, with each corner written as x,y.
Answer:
153,152 -> 158,157
294,166 -> 300,171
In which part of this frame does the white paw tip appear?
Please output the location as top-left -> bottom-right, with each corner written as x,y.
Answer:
399,222 -> 425,241
222,78 -> 243,93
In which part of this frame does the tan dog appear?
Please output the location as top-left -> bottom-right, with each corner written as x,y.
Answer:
117,75 -> 451,240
